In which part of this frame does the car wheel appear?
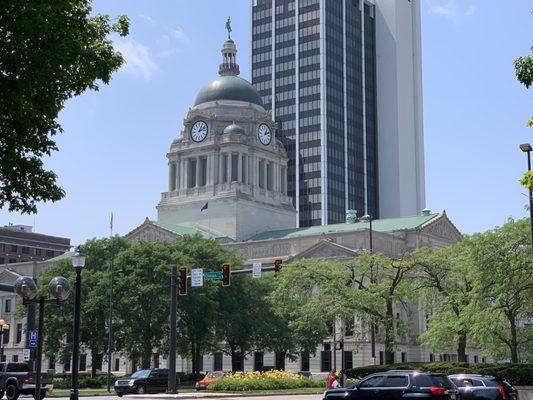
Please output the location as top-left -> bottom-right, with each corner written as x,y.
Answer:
33,390 -> 46,400
6,384 -> 19,400
117,394 -> 123,398
136,385 -> 146,395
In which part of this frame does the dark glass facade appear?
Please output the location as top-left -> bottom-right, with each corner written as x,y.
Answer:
252,0 -> 378,227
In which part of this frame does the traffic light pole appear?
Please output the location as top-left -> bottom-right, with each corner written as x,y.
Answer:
167,266 -> 177,394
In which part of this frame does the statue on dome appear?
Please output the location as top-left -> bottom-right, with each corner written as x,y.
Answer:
225,16 -> 232,39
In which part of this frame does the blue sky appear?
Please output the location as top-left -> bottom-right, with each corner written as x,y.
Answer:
1,0 -> 532,245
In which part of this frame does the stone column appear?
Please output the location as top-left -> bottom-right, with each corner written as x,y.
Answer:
175,159 -> 180,190
228,153 -> 232,183
206,154 -> 212,186
168,162 -> 174,191
237,153 -> 243,183
181,159 -> 188,189
195,157 -> 201,187
264,160 -> 268,190
218,153 -> 224,184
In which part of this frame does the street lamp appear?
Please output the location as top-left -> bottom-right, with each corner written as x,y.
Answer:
520,143 -> 533,254
14,275 -> 70,400
358,214 -> 375,363
0,320 -> 9,362
70,249 -> 85,400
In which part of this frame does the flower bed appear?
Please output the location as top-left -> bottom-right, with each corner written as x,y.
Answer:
208,370 -> 325,391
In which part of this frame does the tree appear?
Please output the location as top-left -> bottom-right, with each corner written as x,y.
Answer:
0,1 -> 129,213
465,219 -> 533,363
40,236 -> 130,376
346,253 -> 417,364
113,241 -> 176,369
412,245 -> 475,362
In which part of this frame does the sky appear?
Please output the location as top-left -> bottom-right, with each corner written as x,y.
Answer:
1,0 -> 532,245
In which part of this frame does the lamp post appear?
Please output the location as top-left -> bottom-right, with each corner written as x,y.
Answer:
70,250 -> 86,400
520,143 -> 533,254
0,320 -> 9,362
359,214 -> 375,363
14,275 -> 70,400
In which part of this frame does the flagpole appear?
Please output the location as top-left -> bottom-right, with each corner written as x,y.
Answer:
107,212 -> 114,392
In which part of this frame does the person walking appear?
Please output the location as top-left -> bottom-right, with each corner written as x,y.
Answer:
327,371 -> 337,389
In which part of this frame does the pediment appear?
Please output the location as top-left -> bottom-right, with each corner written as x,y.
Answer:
289,239 -> 361,261
124,219 -> 181,243
0,269 -> 22,285
420,213 -> 462,242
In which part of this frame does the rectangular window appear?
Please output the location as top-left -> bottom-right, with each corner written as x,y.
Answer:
320,351 -> 331,372
3,327 -> 9,344
10,245 -> 17,253
48,355 -> 56,370
199,158 -> 207,187
300,351 -> 310,371
0,355 -> 5,362
222,154 -> 228,183
79,354 -> 87,371
114,358 -> 120,371
46,250 -> 54,257
259,160 -> 265,188
21,247 -> 29,255
35,248 -> 42,256
254,352 -> 264,371
231,353 -> 243,372
5,299 -> 11,313
275,352 -> 285,370
64,358 -> 70,372
12,355 -> 18,362
214,352 -> 223,371
344,351 -> 353,370
474,355 -> 479,364
379,351 -> 384,365
231,154 -> 239,182
429,353 -> 434,362
153,353 -> 160,368
0,258 -> 4,265
16,324 -> 22,344
401,352 -> 407,363
188,159 -> 197,188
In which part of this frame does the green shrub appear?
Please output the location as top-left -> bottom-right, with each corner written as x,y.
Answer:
346,363 -> 533,386
208,370 -> 325,391
53,373 -> 111,389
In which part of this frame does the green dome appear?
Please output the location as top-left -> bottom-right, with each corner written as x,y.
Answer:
194,75 -> 263,107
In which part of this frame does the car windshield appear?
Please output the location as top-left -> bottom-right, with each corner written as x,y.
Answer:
430,375 -> 454,389
131,370 -> 151,379
207,372 -> 223,378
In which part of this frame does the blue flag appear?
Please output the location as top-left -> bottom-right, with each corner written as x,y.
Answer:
201,202 -> 208,212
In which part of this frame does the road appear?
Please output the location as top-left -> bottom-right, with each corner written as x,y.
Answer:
48,394 -> 324,400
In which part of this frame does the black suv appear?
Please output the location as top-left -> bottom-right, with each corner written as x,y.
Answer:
323,370 -> 458,400
448,374 -> 518,400
114,368 -> 179,396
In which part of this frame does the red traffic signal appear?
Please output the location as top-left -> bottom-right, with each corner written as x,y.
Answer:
178,267 -> 188,296
274,259 -> 283,274
221,263 -> 231,287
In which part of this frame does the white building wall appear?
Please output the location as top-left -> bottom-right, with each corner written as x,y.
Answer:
374,0 -> 425,218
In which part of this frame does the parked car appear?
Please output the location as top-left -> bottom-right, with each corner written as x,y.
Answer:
323,370 -> 458,400
114,368 -> 179,396
195,371 -> 224,391
448,374 -> 519,400
0,362 -> 53,400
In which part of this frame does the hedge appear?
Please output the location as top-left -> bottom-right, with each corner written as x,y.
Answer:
209,370 -> 325,391
346,363 -> 533,386
53,374 -> 110,389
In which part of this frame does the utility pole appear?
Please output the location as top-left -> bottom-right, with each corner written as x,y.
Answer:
167,267 -> 177,394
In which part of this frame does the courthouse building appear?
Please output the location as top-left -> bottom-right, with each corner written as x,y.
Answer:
0,33 -> 480,374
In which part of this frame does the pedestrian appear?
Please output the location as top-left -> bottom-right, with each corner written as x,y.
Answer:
327,371 -> 337,389
332,376 -> 340,389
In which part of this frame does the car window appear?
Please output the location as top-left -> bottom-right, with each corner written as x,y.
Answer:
359,376 -> 385,388
6,363 -> 29,372
484,379 -> 510,388
451,378 -> 466,387
131,370 -> 151,379
430,375 -> 455,389
414,374 -> 435,387
382,375 -> 409,388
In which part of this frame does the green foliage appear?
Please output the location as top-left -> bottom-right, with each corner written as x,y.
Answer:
515,47 -> 533,89
0,0 -> 129,214
53,374 -> 110,389
40,236 -> 130,375
208,371 -> 325,391
346,363 -> 533,386
520,170 -> 533,191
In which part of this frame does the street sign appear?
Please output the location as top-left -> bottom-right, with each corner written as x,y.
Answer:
29,330 -> 37,348
252,262 -> 262,278
204,271 -> 222,281
22,349 -> 30,361
191,268 -> 204,287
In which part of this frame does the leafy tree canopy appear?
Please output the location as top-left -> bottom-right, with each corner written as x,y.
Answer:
0,0 -> 129,213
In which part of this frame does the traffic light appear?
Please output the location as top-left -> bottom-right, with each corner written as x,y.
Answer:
221,263 -> 231,287
178,267 -> 188,296
274,259 -> 283,274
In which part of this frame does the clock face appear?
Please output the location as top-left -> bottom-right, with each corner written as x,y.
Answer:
190,120 -> 208,142
258,124 -> 272,145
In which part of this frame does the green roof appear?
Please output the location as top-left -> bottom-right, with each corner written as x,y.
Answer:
153,221 -> 235,244
248,213 -> 440,241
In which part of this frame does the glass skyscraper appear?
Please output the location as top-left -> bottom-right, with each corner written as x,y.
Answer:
250,0 -> 426,227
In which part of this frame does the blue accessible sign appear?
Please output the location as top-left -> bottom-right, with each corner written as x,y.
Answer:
28,330 -> 37,348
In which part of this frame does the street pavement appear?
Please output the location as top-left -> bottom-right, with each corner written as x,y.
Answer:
48,394 -> 324,400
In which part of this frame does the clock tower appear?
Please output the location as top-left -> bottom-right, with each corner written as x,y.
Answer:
156,37 -> 296,241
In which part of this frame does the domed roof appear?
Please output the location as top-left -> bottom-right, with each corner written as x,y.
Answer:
194,75 -> 263,107
223,123 -> 245,135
